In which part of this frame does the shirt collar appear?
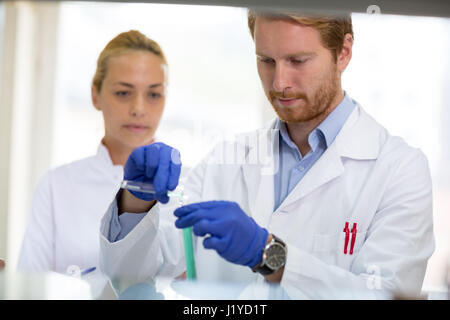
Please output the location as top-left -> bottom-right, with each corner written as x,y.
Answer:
317,91 -> 356,148
276,118 -> 299,151
275,91 -> 355,152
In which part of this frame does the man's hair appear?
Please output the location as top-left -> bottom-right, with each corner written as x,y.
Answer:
247,10 -> 354,62
92,30 -> 167,92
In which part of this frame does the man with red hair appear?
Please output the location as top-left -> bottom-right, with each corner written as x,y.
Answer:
99,11 -> 434,299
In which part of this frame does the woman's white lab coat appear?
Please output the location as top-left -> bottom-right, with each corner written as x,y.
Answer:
99,105 -> 434,299
18,144 -> 123,277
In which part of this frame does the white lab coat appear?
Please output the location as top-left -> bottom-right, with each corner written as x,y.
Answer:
18,144 -> 123,293
99,104 -> 434,299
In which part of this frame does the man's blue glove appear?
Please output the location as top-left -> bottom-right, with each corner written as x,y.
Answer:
124,142 -> 181,204
174,201 -> 269,269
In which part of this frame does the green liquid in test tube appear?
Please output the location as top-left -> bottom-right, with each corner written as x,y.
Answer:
121,180 -> 197,280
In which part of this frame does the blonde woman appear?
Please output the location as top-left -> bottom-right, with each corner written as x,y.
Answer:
18,30 -> 170,279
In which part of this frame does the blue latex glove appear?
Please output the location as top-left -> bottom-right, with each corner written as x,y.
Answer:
174,201 -> 269,268
124,142 -> 181,204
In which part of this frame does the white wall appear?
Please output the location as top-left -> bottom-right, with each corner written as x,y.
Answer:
0,1 -> 59,270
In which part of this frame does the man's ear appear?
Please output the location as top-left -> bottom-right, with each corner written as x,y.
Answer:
91,84 -> 101,111
337,33 -> 353,73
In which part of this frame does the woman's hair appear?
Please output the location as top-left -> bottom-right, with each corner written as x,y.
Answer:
247,10 -> 354,63
92,30 -> 167,92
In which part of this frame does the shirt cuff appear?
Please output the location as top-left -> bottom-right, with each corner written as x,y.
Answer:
108,196 -> 148,243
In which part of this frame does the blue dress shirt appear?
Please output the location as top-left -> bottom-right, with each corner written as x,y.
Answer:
108,199 -> 147,242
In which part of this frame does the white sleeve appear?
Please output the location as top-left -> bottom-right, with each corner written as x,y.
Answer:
17,172 -> 55,272
99,196 -> 185,295
98,148 -> 216,296
281,150 -> 434,299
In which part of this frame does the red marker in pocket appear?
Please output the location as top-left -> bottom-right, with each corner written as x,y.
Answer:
343,222 -> 350,254
349,223 -> 357,255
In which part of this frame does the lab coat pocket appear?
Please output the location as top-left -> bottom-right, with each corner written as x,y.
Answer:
312,233 -> 340,265
312,231 -> 367,269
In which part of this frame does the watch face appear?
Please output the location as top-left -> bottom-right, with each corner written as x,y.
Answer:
265,243 -> 286,270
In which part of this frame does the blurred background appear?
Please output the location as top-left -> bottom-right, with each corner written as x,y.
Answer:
0,0 -> 449,295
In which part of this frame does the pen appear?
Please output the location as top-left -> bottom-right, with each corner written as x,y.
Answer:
81,266 -> 96,276
349,223 -> 357,255
343,222 -> 350,254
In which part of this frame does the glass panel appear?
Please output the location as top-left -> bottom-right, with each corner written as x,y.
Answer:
53,2 -> 449,293
53,2 -> 266,168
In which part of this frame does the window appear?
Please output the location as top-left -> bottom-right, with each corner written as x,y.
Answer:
52,3 -> 449,291
346,13 -> 450,290
0,2 -> 4,71
53,2 -> 268,168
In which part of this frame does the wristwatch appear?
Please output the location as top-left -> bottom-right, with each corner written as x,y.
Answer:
253,234 -> 287,275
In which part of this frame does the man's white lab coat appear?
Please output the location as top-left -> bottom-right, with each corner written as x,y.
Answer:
99,105 -> 434,299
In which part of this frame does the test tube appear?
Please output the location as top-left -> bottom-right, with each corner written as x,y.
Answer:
120,180 -> 185,199
120,180 -> 197,280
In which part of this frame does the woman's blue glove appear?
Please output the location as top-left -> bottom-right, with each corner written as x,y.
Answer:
124,142 -> 181,204
174,201 -> 269,268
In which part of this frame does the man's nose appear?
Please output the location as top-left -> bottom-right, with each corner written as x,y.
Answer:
273,63 -> 292,93
129,94 -> 146,117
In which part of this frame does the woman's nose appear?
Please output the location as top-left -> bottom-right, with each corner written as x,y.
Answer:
129,95 -> 146,117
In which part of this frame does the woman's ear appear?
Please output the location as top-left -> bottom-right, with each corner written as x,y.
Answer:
91,84 -> 101,111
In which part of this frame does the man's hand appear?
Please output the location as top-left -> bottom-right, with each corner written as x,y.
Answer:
254,234 -> 285,283
124,142 -> 181,204
0,259 -> 5,271
174,201 -> 269,268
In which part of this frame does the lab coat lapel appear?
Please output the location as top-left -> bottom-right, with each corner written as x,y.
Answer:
277,105 -> 379,209
241,125 -> 278,227
279,141 -> 344,209
241,105 -> 381,221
